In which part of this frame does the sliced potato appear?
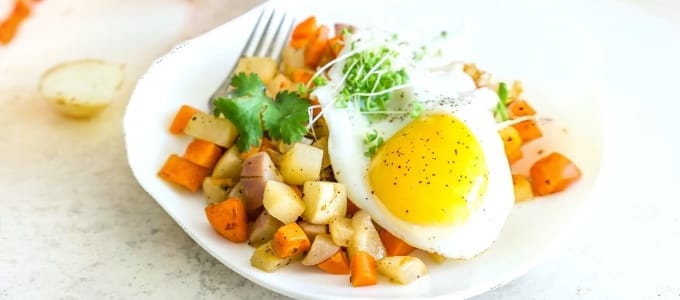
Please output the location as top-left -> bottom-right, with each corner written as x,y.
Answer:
249,210 -> 283,247
250,241 -> 292,272
39,59 -> 125,118
234,57 -> 277,84
262,180 -> 305,224
302,181 -> 347,224
279,143 -> 323,185
184,112 -> 238,147
202,177 -> 233,205
298,220 -> 328,243
212,146 -> 242,179
328,216 -> 353,247
376,256 -> 428,284
302,233 -> 341,266
348,210 -> 386,261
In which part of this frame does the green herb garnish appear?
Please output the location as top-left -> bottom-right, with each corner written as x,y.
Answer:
410,102 -> 424,119
363,130 -> 384,157
312,76 -> 327,87
494,81 -> 510,121
337,46 -> 408,120
213,73 -> 310,151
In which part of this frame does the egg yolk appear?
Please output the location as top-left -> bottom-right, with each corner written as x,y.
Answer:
368,113 -> 488,225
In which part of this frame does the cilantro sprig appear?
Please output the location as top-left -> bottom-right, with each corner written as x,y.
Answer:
213,73 -> 311,151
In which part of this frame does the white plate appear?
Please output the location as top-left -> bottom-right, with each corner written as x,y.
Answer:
124,0 -> 606,299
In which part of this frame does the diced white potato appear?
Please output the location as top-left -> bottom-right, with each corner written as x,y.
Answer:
302,181 -> 347,224
250,241 -> 292,272
277,137 -> 313,153
212,146 -> 242,179
348,210 -> 386,261
39,59 -> 125,118
281,46 -> 305,77
234,57 -> 277,84
311,137 -> 331,169
202,177 -> 233,205
262,180 -> 305,224
266,73 -> 294,98
184,112 -> 238,147
302,233 -> 340,266
376,256 -> 428,284
298,221 -> 328,243
249,210 -> 283,247
279,143 -> 323,185
328,216 -> 353,247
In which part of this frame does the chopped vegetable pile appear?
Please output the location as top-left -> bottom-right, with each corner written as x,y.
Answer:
156,15 -> 583,288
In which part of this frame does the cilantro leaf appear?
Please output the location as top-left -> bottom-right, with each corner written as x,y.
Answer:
213,96 -> 266,151
263,91 -> 310,144
213,73 -> 269,151
213,73 -> 311,151
229,73 -> 267,98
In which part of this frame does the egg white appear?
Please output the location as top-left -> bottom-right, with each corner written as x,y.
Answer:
312,33 -> 514,259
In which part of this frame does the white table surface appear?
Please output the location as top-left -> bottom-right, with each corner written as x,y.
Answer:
1,0 -> 678,299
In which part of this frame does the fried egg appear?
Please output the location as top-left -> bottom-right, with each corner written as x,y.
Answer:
312,32 -> 514,259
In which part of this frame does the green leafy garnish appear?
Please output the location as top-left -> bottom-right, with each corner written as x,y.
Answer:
494,81 -> 510,122
337,46 -> 408,120
297,83 -> 308,95
440,30 -> 448,38
213,73 -> 311,151
312,76 -> 327,87
363,130 -> 384,157
262,91 -> 310,144
410,102 -> 424,119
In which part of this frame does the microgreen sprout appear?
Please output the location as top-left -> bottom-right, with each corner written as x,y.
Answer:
494,82 -> 510,121
363,129 -> 384,157
336,46 -> 409,120
312,76 -> 327,87
410,102 -> 424,119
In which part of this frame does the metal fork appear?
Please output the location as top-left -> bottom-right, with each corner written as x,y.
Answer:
208,8 -> 296,109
